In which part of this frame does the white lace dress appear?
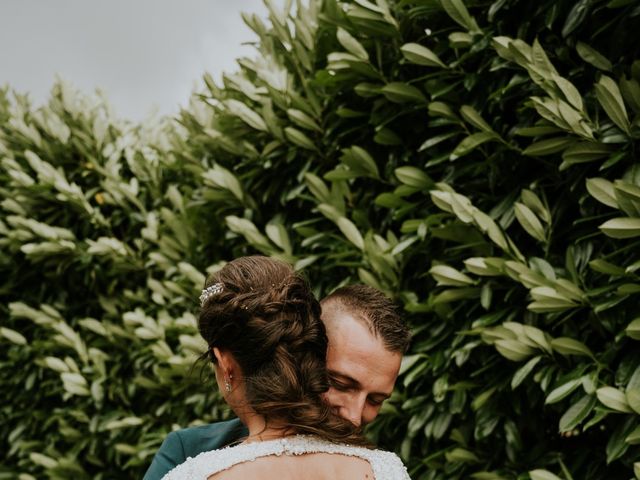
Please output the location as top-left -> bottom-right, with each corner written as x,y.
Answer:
160,435 -> 410,479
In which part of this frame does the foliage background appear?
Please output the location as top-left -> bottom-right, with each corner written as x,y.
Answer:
1,0 -> 640,479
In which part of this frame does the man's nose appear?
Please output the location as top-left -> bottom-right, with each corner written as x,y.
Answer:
340,397 -> 365,427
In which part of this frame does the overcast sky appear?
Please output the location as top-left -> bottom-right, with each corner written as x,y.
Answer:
0,1 -> 278,120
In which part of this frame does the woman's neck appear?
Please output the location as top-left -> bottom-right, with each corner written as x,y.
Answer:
242,413 -> 295,444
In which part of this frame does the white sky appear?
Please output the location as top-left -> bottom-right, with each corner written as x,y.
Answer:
0,0 -> 277,121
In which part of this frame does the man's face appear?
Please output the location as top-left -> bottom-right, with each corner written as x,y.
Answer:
321,308 -> 402,427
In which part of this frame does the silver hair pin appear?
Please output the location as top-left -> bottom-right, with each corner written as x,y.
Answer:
200,283 -> 223,306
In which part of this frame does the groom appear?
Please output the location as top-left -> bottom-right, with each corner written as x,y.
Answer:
143,284 -> 410,480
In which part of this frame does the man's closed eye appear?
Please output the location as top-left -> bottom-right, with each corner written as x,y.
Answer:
329,377 -> 352,391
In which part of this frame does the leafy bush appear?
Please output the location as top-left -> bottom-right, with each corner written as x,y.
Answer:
2,0 -> 640,479
0,84 -> 233,479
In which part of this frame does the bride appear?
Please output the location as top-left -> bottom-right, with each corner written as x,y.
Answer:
161,256 -> 409,479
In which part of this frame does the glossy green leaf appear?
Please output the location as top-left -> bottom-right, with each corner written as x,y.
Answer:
428,101 -> 458,120
514,202 -> 546,242
374,126 -> 403,145
395,166 -> 434,190
594,75 -> 631,134
450,132 -> 497,160
626,364 -> 640,414
284,127 -> 317,150
440,0 -> 480,32
304,173 -> 332,204
464,257 -> 504,276
586,178 -> 619,208
551,337 -> 593,358
449,31 -> 473,48
460,105 -> 494,133
337,27 -> 369,61
429,264 -> 476,286
626,425 -> 640,445
561,142 -> 613,168
521,189 -> 550,223
418,132 -> 458,151
336,217 -> 364,250
606,418 -> 636,463
599,217 -> 640,239
354,82 -> 383,97
432,287 -> 481,304
559,395 -> 596,432
0,327 -> 27,345
511,356 -> 542,389
576,42 -> 612,72
495,339 -> 535,361
545,377 -> 583,404
224,99 -> 268,131
225,216 -> 273,251
287,108 -> 322,132
626,318 -> 640,341
523,137 -> 575,156
340,146 -> 380,178
445,448 -> 480,463
596,387 -> 633,413
529,469 -> 562,480
401,43 -> 447,68
620,75 -> 640,113
381,82 -> 427,103
554,75 -> 584,112
614,180 -> 640,217
265,222 -> 292,254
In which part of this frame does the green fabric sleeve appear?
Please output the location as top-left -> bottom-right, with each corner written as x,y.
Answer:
142,419 -> 248,480
142,431 -> 186,480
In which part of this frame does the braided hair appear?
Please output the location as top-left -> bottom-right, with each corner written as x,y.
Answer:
198,256 -> 366,445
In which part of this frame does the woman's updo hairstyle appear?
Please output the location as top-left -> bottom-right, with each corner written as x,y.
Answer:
198,255 -> 364,445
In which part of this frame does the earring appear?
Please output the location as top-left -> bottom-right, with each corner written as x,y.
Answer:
224,375 -> 232,392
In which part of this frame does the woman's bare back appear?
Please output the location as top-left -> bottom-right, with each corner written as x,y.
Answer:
208,452 -> 374,480
161,435 -> 409,480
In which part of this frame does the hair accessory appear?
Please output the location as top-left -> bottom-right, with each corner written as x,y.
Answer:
200,282 -> 223,306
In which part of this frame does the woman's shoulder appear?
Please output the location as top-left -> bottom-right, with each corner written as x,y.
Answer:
297,438 -> 410,479
335,444 -> 408,479
161,436 -> 311,480
274,437 -> 410,479
159,440 -> 250,480
366,448 -> 410,478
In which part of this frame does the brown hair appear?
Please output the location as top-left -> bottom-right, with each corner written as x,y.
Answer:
198,256 -> 365,445
321,285 -> 411,353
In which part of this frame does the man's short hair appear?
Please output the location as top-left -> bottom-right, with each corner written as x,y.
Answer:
321,284 -> 411,353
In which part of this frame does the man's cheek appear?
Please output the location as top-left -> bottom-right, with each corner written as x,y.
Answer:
362,407 -> 378,425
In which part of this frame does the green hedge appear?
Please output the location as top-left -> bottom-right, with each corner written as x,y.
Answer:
1,0 -> 640,479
